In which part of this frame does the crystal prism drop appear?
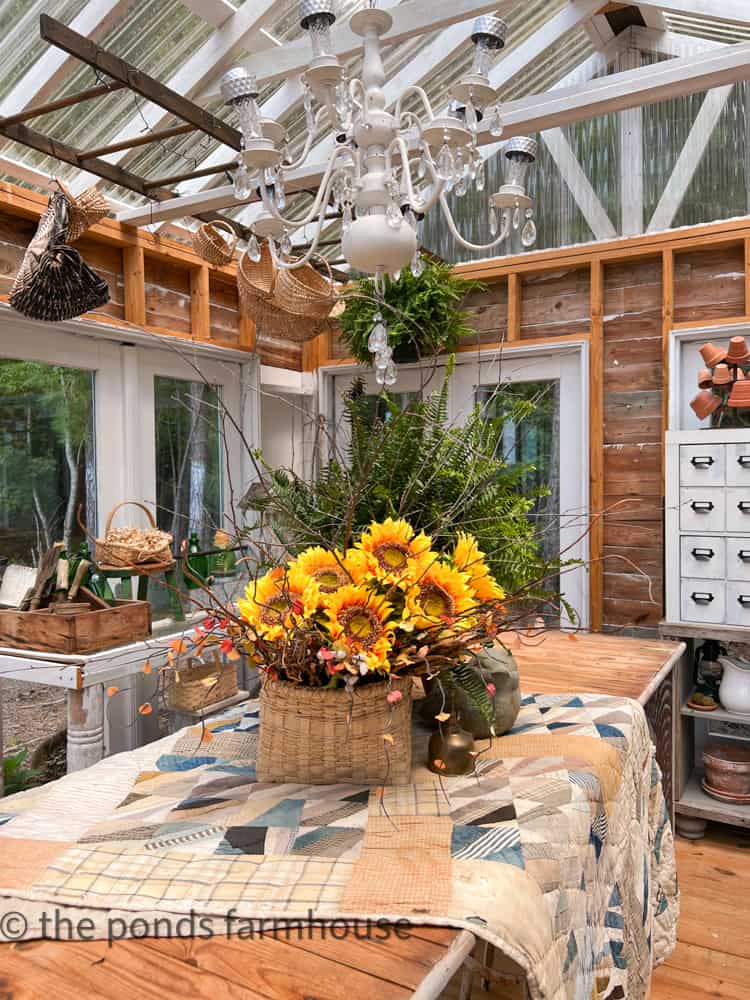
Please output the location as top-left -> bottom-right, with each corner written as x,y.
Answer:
368,321 -> 388,353
247,234 -> 261,263
489,204 -> 498,237
464,100 -> 478,134
386,201 -> 402,229
375,344 -> 393,370
521,216 -> 537,248
489,108 -> 504,138
280,231 -> 293,256
233,164 -> 252,201
391,270 -> 401,282
411,251 -> 424,278
436,144 -> 454,181
418,155 -> 426,180
384,361 -> 397,386
406,209 -> 417,231
276,176 -> 286,211
342,203 -> 353,234
476,162 -> 485,192
512,205 -> 521,230
455,176 -> 467,198
375,366 -> 386,386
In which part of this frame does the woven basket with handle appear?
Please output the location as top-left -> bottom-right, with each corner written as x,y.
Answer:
274,254 -> 337,320
257,674 -> 413,785
192,220 -> 238,266
95,501 -> 173,569
165,651 -> 238,712
55,180 -> 111,242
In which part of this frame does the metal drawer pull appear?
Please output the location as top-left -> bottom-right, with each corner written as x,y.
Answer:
690,456 -> 715,468
691,547 -> 715,559
739,550 -> 750,562
738,501 -> 750,513
690,500 -> 714,512
739,596 -> 750,608
691,592 -> 715,605
738,456 -> 750,468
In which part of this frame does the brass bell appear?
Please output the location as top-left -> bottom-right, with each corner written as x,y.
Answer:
427,723 -> 476,776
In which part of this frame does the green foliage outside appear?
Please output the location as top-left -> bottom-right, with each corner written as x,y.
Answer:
339,260 -> 483,364
2,747 -> 40,796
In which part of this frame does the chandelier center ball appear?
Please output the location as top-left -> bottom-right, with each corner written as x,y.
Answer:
341,215 -> 418,275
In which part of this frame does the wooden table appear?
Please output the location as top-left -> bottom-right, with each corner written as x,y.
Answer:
0,631 -> 682,1000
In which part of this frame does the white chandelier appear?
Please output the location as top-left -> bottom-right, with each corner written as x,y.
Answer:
220,2 -> 537,382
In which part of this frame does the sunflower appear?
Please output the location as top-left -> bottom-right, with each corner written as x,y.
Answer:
356,517 -> 433,585
451,532 -> 505,602
288,546 -> 351,593
406,560 -> 476,631
324,585 -> 395,670
238,567 -> 320,641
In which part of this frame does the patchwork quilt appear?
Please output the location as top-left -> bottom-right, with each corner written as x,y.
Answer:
0,693 -> 678,1000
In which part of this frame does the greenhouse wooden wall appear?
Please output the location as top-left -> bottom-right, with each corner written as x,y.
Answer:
320,218 -> 750,635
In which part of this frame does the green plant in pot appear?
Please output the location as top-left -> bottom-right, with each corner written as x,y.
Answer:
340,260 -> 483,364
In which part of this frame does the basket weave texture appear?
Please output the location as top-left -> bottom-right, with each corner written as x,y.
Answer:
64,184 -> 111,242
95,501 -> 173,568
192,220 -> 238,266
257,674 -> 413,785
165,652 -> 238,712
237,242 -> 339,344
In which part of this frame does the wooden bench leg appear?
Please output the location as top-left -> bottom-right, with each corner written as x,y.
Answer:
66,684 -> 105,773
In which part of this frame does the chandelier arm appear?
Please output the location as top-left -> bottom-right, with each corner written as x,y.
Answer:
256,145 -> 349,230
394,85 -> 435,125
268,193 -> 333,271
391,136 -> 446,215
282,111 -> 325,172
438,192 -> 512,252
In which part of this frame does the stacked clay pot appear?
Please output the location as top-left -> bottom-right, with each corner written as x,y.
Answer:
690,337 -> 750,421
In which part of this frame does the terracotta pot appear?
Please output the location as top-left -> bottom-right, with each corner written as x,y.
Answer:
697,367 -> 713,389
713,363 -> 733,386
700,341 -> 727,367
690,390 -> 721,421
737,368 -> 747,381
703,744 -> 750,797
729,382 -> 750,408
727,335 -> 750,366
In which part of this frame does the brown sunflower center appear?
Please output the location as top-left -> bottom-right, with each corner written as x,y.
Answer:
375,542 -> 409,571
419,583 -> 454,620
315,569 -> 343,591
262,595 -> 291,623
339,606 -> 383,648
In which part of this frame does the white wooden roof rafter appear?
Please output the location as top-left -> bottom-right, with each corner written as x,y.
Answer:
0,0 -> 746,245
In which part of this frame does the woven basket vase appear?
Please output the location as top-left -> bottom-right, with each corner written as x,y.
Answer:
257,674 -> 413,786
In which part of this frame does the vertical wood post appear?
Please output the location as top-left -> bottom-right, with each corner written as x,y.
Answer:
238,301 -> 257,352
507,273 -> 521,342
589,258 -> 605,632
619,47 -> 644,237
190,265 -> 211,341
66,684 -> 105,773
122,245 -> 146,327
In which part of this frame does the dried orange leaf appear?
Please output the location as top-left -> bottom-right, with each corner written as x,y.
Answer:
432,758 -> 447,770
138,703 -> 153,715
142,660 -> 152,675
106,686 -> 120,698
226,648 -> 241,662
435,712 -> 451,722
382,733 -> 394,745
169,639 -> 188,655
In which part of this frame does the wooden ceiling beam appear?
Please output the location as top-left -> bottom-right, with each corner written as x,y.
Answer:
143,159 -> 236,190
39,14 -> 242,152
0,82 -> 126,128
80,123 -> 195,161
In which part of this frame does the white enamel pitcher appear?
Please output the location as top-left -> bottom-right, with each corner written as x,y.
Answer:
718,656 -> 750,717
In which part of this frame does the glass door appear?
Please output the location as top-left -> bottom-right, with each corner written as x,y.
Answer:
450,348 -> 589,628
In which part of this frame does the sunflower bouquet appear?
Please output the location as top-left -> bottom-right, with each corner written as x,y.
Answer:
237,517 -> 506,695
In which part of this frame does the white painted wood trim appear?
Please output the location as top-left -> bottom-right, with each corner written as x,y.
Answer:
640,0 -> 750,30
541,128 -> 618,240
180,0 -> 236,29
618,48 -> 644,238
668,323 -> 750,431
647,84 -> 734,233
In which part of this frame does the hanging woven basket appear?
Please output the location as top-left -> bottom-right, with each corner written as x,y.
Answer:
55,180 -> 111,242
237,242 -> 328,343
274,254 -> 338,321
192,220 -> 238,266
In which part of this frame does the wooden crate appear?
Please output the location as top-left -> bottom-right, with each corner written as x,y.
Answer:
0,600 -> 152,654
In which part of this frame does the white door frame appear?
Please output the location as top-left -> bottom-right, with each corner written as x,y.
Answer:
318,340 -> 590,629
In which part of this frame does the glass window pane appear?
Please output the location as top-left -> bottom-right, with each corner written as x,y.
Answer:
476,380 -> 560,566
154,376 -> 222,555
0,359 -> 95,566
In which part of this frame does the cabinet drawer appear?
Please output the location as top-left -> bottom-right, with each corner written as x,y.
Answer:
726,488 -> 750,534
681,536 -> 726,579
726,443 -> 750,487
681,579 -> 725,624
680,444 -> 725,486
726,581 -> 750,627
727,538 -> 750,582
679,487 -> 725,533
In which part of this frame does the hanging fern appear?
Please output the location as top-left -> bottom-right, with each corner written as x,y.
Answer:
440,660 -> 497,733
